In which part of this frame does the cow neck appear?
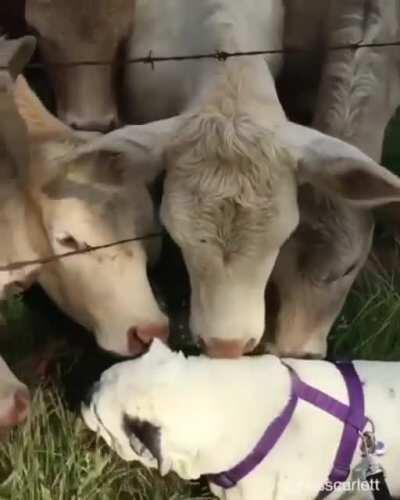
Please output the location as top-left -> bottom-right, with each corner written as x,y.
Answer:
183,56 -> 286,127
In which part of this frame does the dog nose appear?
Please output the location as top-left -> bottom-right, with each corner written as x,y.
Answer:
200,337 -> 257,358
83,381 -> 100,408
127,323 -> 169,356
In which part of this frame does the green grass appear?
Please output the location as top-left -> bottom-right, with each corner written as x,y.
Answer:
330,270 -> 400,360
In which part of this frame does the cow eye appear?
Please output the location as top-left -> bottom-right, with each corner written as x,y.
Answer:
320,262 -> 358,285
56,233 -> 81,251
342,262 -> 357,278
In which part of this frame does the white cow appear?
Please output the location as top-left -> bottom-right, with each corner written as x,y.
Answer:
0,73 -> 168,359
0,36 -> 37,430
83,0 -> 400,358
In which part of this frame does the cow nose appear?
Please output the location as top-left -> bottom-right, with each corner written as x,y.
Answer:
200,337 -> 257,358
13,388 -> 30,424
68,116 -> 118,133
0,387 -> 31,428
127,323 -> 169,356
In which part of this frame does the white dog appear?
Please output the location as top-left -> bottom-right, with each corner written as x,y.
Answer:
82,341 -> 400,500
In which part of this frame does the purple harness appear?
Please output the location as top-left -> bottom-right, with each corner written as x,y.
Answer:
207,362 -> 368,496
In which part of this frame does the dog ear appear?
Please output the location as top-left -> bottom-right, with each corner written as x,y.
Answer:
146,339 -> 175,365
122,414 -> 172,476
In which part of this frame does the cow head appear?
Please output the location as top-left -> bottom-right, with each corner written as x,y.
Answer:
264,122 -> 400,359
2,75 -> 168,356
79,104 -> 400,359
25,0 -> 136,132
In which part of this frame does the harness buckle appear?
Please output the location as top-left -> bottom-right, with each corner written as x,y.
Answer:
360,431 -> 377,456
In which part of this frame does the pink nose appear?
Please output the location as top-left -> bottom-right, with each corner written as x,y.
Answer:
127,323 -> 170,356
0,387 -> 31,429
200,337 -> 257,359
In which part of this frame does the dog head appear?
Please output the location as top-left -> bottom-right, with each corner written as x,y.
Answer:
81,340 -> 217,479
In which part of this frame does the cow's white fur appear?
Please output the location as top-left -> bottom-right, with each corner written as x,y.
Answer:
84,0 -> 400,356
82,340 -> 400,500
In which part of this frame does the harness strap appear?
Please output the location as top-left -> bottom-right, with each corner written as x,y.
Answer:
318,362 -> 367,498
207,361 -> 367,493
207,373 -> 299,489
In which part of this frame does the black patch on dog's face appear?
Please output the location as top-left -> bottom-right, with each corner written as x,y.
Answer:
122,414 -> 162,464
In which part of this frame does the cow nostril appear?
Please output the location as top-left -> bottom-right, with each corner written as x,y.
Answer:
126,327 -> 148,357
244,338 -> 258,353
107,118 -> 118,131
198,337 -> 207,352
135,324 -> 169,344
13,388 -> 30,424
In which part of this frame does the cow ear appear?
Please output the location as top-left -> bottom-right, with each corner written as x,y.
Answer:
278,122 -> 400,208
0,36 -> 36,80
14,75 -> 71,140
76,116 -> 183,180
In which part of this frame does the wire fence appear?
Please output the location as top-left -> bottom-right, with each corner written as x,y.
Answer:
0,232 -> 163,272
1,38 -> 400,273
20,39 -> 400,70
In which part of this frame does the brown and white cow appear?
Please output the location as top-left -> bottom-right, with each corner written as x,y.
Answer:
25,0 -> 136,131
0,73 -> 168,358
79,0 -> 400,359
0,36 -> 37,430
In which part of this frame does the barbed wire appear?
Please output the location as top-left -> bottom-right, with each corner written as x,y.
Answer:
19,39 -> 400,70
0,232 -> 163,272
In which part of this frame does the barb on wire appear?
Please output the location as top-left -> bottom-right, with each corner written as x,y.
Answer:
19,39 -> 400,70
0,232 -> 163,272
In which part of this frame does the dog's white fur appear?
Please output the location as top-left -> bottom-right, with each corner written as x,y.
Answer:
82,341 -> 400,499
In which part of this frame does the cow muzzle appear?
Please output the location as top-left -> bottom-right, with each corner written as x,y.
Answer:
126,323 -> 170,356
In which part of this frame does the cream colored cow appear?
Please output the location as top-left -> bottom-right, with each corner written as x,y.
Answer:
0,36 -> 37,430
25,0 -> 136,131
0,75 -> 168,358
